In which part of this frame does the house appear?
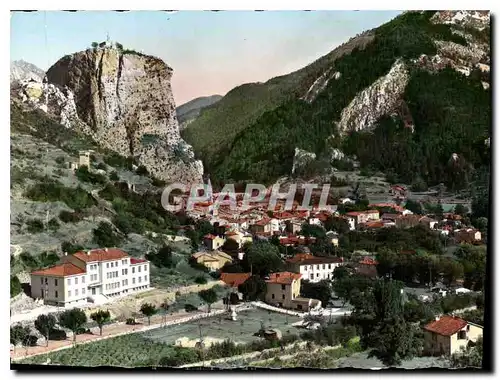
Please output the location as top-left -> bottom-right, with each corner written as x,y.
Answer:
344,210 -> 380,227
265,272 -> 302,309
203,234 -> 226,250
395,215 -> 438,229
225,230 -> 253,248
191,251 -> 233,271
220,272 -> 251,291
285,220 -> 303,235
249,218 -> 272,234
339,197 -> 355,205
31,248 -> 150,306
454,228 -> 482,244
423,315 -> 483,356
286,254 -> 344,282
419,216 -> 439,229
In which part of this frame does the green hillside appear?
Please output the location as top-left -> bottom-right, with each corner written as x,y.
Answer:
181,31 -> 375,174
204,11 -> 489,189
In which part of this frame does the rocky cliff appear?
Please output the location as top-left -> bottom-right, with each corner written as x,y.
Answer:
22,46 -> 203,184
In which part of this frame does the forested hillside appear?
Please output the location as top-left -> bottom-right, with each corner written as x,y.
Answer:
201,11 -> 489,189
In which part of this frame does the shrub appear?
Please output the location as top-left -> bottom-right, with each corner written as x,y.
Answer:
125,318 -> 136,325
184,304 -> 198,312
93,221 -> 123,247
75,165 -> 107,185
59,210 -> 82,223
25,181 -> 95,211
136,165 -> 149,176
194,276 -> 208,285
61,241 -> 85,255
48,218 -> 60,231
26,219 -> 45,233
10,276 -> 22,298
55,156 -> 66,165
109,171 -> 119,181
95,162 -> 107,171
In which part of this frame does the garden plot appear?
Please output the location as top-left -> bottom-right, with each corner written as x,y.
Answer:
142,308 -> 303,345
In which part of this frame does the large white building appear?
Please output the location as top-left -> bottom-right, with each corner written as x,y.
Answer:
30,248 -> 150,307
285,254 -> 344,283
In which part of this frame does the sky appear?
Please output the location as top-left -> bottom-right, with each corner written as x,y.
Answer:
10,10 -> 402,105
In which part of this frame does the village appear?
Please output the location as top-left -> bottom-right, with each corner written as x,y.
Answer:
11,173 -> 485,368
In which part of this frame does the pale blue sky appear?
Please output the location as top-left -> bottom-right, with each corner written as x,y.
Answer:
10,10 -> 402,105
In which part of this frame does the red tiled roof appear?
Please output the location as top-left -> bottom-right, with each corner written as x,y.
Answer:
130,258 -> 148,265
424,315 -> 468,336
359,257 -> 378,265
204,234 -> 217,240
220,272 -> 252,288
362,221 -> 385,229
254,217 -> 271,226
73,248 -> 129,263
266,272 -> 302,285
32,263 -> 85,277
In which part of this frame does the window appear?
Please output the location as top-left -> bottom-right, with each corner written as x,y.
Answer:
138,266 -> 142,273
82,288 -> 86,295
272,294 -> 275,299
139,277 -> 142,283
132,267 -> 135,274
281,294 -> 285,300
122,259 -> 127,265
316,273 -> 319,277
316,265 -> 320,270
144,265 -> 147,271
54,290 -> 58,298
68,290 -> 71,297
55,279 -> 58,286
132,278 -> 136,284
41,278 -> 43,285
328,264 -> 331,269
82,277 -> 85,284
310,274 -> 314,280
67,279 -> 71,286
144,275 -> 147,281
458,331 -> 467,340
75,278 -> 78,285
281,285 -> 286,291
106,263 -> 109,269
322,264 -> 325,269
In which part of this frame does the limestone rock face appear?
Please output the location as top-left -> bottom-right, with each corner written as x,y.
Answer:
336,59 -> 410,135
43,47 -> 203,184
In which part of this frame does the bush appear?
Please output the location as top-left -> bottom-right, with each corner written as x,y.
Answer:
75,165 -> 107,185
55,156 -> 66,165
48,218 -> 60,231
93,221 -> 123,247
125,318 -> 137,325
136,165 -> 149,176
11,276 -> 22,298
109,171 -> 119,181
194,276 -> 208,285
59,210 -> 82,223
26,219 -> 45,233
95,162 -> 107,171
184,304 -> 198,312
61,241 -> 85,255
25,181 -> 95,211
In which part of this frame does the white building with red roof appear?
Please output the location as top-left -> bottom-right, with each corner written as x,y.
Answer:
30,248 -> 150,306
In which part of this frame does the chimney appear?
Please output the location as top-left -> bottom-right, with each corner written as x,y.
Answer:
87,250 -> 91,255
435,316 -> 440,321
104,248 -> 108,252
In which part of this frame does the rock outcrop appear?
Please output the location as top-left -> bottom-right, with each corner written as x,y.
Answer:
291,147 -> 316,175
26,45 -> 203,184
336,59 -> 410,135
